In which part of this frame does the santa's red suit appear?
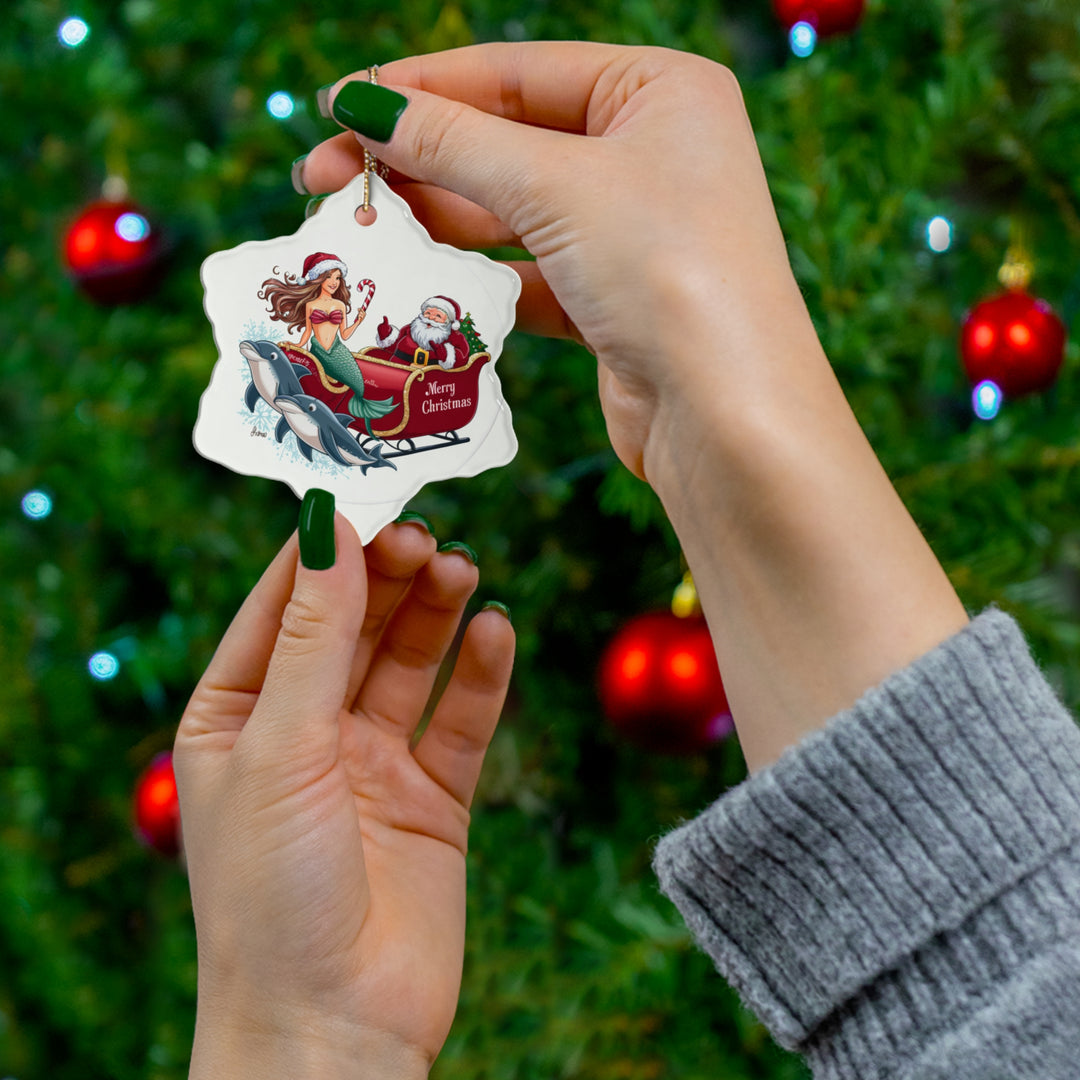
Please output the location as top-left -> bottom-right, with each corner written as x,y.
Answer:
371,295 -> 471,370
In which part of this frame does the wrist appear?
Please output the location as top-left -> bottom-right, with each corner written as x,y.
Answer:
641,264 -> 833,512
189,1002 -> 430,1080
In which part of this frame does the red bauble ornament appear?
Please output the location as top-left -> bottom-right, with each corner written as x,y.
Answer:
773,0 -> 865,36
63,199 -> 164,304
960,290 -> 1066,398
598,611 -> 733,754
133,752 -> 181,857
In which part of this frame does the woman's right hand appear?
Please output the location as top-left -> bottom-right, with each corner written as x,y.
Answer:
300,43 -> 820,483
302,43 -> 970,774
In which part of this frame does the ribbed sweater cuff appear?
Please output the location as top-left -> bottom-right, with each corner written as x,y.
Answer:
652,609 -> 1080,1063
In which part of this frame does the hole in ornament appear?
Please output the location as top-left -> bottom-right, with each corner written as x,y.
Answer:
355,205 -> 378,227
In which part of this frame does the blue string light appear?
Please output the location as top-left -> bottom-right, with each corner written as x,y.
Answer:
21,491 -> 53,519
115,212 -> 150,242
58,17 -> 90,48
267,92 -> 295,119
927,216 -> 953,253
790,21 -> 817,58
88,652 -> 121,681
972,380 -> 1003,421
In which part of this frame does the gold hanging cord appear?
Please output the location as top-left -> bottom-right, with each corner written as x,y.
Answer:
362,66 -> 380,212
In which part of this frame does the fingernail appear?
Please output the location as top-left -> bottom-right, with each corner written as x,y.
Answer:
299,488 -> 336,570
304,194 -> 329,220
482,600 -> 512,624
394,511 -> 434,534
437,540 -> 478,565
331,81 -> 408,143
290,155 -> 309,195
316,83 -> 334,119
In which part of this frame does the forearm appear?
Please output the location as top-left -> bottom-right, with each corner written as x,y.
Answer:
643,273 -> 968,772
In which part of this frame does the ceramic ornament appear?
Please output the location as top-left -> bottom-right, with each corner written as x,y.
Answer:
197,173 -> 520,542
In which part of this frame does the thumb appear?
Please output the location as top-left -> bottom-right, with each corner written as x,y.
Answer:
242,489 -> 366,766
327,78 -> 568,235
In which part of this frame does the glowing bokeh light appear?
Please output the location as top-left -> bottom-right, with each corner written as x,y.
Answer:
21,491 -> 53,519
143,774 -> 177,810
88,651 -> 120,680
668,651 -> 700,681
973,380 -> 1003,421
927,216 -> 953,252
707,711 -> 735,742
620,647 -> 649,681
59,17 -> 90,47
267,91 -> 295,119
972,323 -> 995,351
1007,321 -> 1032,348
790,21 -> 817,57
115,212 -> 150,243
69,223 -> 100,259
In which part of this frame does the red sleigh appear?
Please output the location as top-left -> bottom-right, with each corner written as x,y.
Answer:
279,341 -> 491,458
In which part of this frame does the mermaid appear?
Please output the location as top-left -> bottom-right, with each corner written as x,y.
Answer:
258,252 -> 395,433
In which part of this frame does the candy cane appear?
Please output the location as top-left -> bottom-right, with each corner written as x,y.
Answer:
355,278 -> 376,317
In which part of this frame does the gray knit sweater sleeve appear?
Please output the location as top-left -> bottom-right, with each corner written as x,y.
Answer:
652,609 -> 1080,1079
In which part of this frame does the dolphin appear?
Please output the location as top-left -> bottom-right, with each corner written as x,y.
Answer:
240,340 -> 310,422
274,393 -> 396,474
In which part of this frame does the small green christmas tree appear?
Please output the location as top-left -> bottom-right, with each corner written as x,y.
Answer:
459,311 -> 486,353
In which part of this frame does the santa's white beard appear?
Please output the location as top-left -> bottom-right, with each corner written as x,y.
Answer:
411,316 -> 452,349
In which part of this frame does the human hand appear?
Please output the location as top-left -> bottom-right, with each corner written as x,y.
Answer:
301,46 -> 968,776
297,43 -> 967,780
378,314 -> 392,339
174,501 -> 514,1079
301,43 -> 820,482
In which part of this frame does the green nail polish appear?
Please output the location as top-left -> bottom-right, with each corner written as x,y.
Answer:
290,155 -> 309,196
394,511 -> 434,534
316,83 -> 334,119
331,80 -> 408,143
304,194 -> 329,220
299,489 -> 336,570
482,600 -> 511,624
438,540 -> 478,565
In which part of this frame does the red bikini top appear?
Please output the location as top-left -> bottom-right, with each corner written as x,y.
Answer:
310,309 -> 344,325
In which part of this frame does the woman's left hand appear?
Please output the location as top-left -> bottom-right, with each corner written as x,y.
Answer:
174,510 -> 514,1080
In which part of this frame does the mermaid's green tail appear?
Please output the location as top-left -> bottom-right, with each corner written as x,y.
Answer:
311,336 -> 396,435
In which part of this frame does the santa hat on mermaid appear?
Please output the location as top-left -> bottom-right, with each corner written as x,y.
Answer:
302,252 -> 348,282
423,295 -> 461,330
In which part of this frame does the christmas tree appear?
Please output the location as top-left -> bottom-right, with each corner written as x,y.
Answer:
3,1 -> 1079,1078
459,311 -> 487,354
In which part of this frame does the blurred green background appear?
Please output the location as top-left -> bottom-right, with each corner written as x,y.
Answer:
4,0 -> 1080,1076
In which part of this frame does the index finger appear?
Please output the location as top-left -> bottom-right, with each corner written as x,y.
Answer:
373,41 -> 632,133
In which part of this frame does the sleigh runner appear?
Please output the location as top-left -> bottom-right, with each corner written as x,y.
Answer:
279,341 -> 491,457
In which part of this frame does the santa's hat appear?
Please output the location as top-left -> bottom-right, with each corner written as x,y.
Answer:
423,295 -> 461,330
302,251 -> 348,282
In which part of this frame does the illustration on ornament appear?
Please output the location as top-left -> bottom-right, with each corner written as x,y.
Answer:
197,172 -> 519,542
244,250 -> 494,470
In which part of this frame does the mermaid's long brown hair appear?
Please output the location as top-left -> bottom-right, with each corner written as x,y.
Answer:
258,267 -> 352,334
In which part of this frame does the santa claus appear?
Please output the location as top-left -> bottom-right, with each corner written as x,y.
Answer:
372,295 -> 472,370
